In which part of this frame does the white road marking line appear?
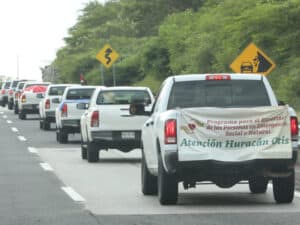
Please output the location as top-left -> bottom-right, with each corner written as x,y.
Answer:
18,136 -> 27,141
11,127 -> 18,132
61,187 -> 85,202
2,115 -> 7,119
0,112 -> 3,114
40,163 -> 54,171
28,147 -> 38,154
7,120 -> 12,124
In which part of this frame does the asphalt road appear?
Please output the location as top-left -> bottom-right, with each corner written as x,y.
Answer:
1,107 -> 300,225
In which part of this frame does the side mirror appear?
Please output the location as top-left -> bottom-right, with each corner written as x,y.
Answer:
52,98 -> 61,104
129,103 -> 150,116
278,100 -> 286,106
77,102 -> 89,110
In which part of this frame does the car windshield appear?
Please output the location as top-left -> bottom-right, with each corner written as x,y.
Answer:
168,80 -> 270,109
66,88 -> 95,100
96,90 -> 151,105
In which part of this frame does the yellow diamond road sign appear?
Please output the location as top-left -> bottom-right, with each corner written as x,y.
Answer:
96,44 -> 119,69
230,43 -> 276,76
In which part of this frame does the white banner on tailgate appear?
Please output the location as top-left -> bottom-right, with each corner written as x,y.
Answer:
178,106 -> 291,162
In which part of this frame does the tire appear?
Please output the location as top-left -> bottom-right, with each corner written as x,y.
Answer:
18,111 -> 26,120
43,120 -> 50,130
141,151 -> 158,195
81,135 -> 87,160
158,155 -> 178,205
56,131 -> 59,142
249,177 -> 268,194
87,141 -> 99,163
40,120 -> 44,130
273,169 -> 295,204
8,102 -> 13,110
57,128 -> 68,144
14,104 -> 19,114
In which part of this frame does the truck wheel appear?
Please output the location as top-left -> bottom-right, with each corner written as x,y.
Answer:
87,141 -> 99,163
57,129 -> 68,144
141,151 -> 158,195
273,169 -> 295,204
43,120 -> 50,130
249,177 -> 268,194
40,120 -> 44,129
81,136 -> 87,160
18,111 -> 26,120
14,105 -> 19,114
8,102 -> 13,110
158,155 -> 178,205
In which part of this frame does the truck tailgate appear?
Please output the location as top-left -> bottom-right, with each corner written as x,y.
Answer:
99,105 -> 149,130
177,106 -> 292,162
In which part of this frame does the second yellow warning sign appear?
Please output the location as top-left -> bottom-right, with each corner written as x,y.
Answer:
230,43 -> 276,76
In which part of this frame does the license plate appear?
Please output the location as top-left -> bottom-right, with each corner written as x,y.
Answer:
121,132 -> 135,139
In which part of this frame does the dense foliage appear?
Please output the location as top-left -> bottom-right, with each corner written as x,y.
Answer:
49,0 -> 300,110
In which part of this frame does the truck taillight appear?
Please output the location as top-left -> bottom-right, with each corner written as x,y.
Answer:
21,94 -> 26,103
290,117 -> 298,140
206,75 -> 231,80
15,92 -> 19,99
1,89 -> 5,95
91,111 -> 99,127
165,119 -> 177,144
45,99 -> 50,109
61,104 -> 68,117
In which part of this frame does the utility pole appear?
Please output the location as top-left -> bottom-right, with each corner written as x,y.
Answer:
17,55 -> 19,80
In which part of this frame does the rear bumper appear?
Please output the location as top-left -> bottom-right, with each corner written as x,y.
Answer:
0,96 -> 8,103
20,104 -> 39,114
164,150 -> 297,180
45,111 -> 56,122
91,130 -> 141,152
61,119 -> 81,133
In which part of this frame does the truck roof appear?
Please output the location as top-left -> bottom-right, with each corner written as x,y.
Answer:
172,73 -> 263,82
102,86 -> 150,91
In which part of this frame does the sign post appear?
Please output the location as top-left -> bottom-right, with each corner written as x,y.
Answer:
230,43 -> 276,76
96,44 -> 120,86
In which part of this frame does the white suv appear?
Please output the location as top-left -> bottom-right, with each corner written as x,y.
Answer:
80,86 -> 154,162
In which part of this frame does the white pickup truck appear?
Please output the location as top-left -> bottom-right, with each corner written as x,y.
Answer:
55,86 -> 96,143
18,82 -> 51,120
39,84 -> 79,130
80,86 -> 154,162
130,73 -> 299,205
0,81 -> 11,107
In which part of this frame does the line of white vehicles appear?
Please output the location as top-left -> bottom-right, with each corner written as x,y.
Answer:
0,73 -> 299,205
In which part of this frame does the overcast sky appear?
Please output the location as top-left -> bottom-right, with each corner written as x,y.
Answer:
0,0 -> 105,81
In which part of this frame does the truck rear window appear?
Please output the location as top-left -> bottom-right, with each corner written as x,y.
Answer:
96,90 -> 151,105
66,88 -> 95,100
17,82 -> 25,90
4,82 -> 11,89
12,81 -> 19,88
49,86 -> 67,96
167,80 -> 270,109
